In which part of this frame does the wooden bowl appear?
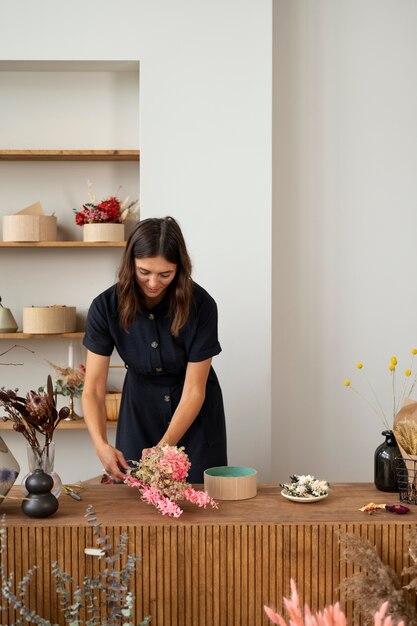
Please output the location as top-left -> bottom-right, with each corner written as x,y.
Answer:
204,466 -> 257,500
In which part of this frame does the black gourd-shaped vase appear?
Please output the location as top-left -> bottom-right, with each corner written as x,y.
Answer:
374,430 -> 402,492
22,468 -> 59,518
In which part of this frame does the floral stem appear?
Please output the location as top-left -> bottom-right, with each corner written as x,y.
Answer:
348,386 -> 391,430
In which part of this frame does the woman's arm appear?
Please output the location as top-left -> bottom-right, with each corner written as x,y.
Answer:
157,357 -> 212,447
82,349 -> 129,481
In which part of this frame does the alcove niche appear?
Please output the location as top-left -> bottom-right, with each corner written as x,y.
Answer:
0,60 -> 140,482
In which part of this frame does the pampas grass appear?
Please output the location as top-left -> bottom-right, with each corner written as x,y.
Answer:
339,530 -> 417,626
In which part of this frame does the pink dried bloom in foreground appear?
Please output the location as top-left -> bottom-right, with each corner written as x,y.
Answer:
264,580 -> 405,626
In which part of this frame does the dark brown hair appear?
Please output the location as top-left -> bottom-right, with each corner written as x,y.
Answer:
117,217 -> 193,336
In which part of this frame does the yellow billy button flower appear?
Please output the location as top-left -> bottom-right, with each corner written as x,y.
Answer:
405,369 -> 412,377
344,380 -> 351,387
356,363 -> 363,369
388,364 -> 396,371
390,356 -> 397,366
412,349 -> 417,355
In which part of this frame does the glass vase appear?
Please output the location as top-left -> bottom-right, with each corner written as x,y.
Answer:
22,442 -> 62,498
374,430 -> 402,492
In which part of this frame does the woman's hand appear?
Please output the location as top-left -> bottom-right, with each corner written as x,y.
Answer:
96,442 -> 129,482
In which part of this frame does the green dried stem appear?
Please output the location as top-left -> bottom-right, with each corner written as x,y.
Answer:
0,509 -> 151,625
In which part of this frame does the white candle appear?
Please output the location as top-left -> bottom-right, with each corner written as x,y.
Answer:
68,343 -> 74,369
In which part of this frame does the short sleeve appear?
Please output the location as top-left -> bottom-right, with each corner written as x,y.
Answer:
187,292 -> 222,362
83,294 -> 115,357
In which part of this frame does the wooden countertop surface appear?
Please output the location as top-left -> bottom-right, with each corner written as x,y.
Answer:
1,482 -> 413,527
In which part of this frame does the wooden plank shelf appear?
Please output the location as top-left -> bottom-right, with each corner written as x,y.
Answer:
0,332 -> 84,339
0,241 -> 126,248
0,149 -> 140,161
0,419 -> 117,430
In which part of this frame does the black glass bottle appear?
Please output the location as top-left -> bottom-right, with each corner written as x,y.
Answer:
374,430 -> 402,492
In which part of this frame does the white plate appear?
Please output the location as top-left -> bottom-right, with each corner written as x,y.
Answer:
280,490 -> 329,503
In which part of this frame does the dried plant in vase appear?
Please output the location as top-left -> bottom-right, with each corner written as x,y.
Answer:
0,375 -> 69,469
74,179 -> 139,225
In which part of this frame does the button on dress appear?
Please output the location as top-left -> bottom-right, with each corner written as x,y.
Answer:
83,282 -> 227,482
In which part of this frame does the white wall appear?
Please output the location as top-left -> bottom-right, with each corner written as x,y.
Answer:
272,0 -> 417,482
0,1 -> 272,483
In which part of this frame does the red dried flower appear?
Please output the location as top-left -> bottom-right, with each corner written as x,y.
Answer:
74,181 -> 139,226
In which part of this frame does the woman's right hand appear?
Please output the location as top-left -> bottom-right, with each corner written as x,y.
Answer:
96,442 -> 129,482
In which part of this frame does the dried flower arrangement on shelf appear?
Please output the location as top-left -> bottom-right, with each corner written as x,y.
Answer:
125,443 -> 218,518
40,360 -> 85,398
264,579 -> 403,626
74,179 -> 139,225
343,349 -> 417,430
0,507 -> 151,625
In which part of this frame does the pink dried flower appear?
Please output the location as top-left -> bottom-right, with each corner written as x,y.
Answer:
125,443 -> 218,517
264,580 -> 404,626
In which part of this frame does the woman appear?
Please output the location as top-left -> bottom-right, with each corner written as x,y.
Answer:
82,216 -> 227,483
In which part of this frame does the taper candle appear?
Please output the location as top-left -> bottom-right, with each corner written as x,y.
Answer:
68,342 -> 74,369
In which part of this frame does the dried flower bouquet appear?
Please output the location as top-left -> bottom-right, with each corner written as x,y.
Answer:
125,444 -> 218,518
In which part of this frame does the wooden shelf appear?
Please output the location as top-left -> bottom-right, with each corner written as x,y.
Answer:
0,149 -> 140,161
0,241 -> 126,248
0,419 -> 117,430
0,332 -> 84,339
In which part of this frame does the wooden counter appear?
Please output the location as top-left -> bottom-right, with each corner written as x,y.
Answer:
0,483 -> 414,625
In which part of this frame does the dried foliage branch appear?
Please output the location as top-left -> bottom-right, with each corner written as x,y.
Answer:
0,510 -> 152,625
338,530 -> 417,626
0,344 -> 35,366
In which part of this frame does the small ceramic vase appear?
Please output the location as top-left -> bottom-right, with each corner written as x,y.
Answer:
22,469 -> 59,518
0,296 -> 18,332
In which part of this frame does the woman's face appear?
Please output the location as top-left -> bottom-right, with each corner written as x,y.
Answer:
134,255 -> 177,305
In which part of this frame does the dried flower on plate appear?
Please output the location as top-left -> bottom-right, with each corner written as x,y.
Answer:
280,474 -> 329,498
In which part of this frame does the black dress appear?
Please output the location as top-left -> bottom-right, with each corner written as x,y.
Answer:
83,282 -> 227,482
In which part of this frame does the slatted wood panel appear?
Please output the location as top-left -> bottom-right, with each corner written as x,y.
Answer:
2,522 -> 415,626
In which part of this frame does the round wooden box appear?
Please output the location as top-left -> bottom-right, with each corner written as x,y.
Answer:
204,466 -> 257,500
22,306 -> 76,334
